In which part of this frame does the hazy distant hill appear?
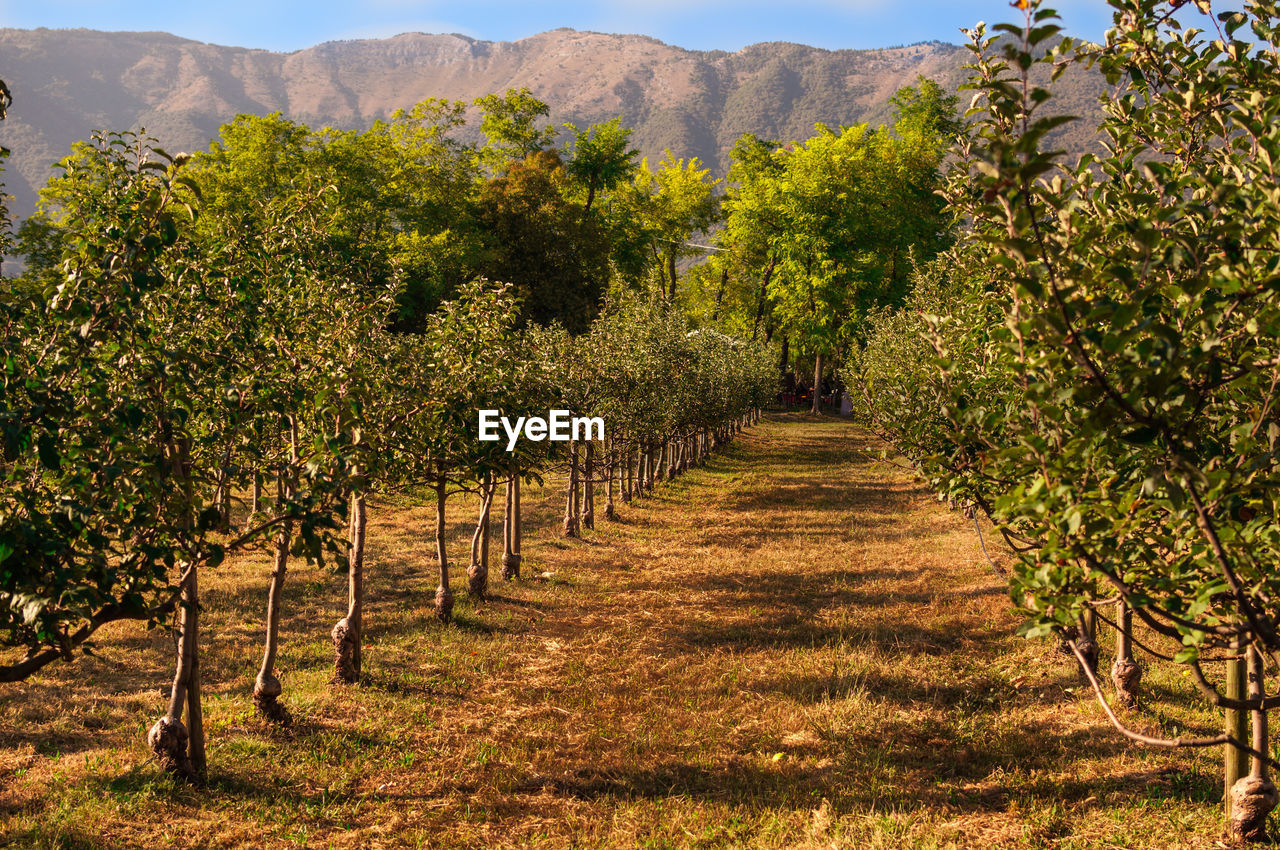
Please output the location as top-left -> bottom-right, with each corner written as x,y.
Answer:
0,26 -> 1107,223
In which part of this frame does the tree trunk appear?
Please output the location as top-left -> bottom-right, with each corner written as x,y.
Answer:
468,473 -> 495,599
185,566 -> 205,778
631,446 -> 639,498
149,564 -> 202,782
711,266 -> 727,322
212,477 -> 225,534
811,351 -> 825,415
253,510 -> 292,724
212,442 -> 234,533
622,447 -> 633,503
1230,647 -> 1278,842
1109,599 -> 1141,708
218,476 -> 232,533
434,473 -> 454,622
250,473 -> 262,517
667,249 -> 678,301
752,255 -> 777,340
148,435 -> 204,782
1071,610 -> 1099,681
502,471 -> 521,580
333,489 -> 366,684
480,479 -> 492,583
254,421 -> 297,722
512,473 -> 521,570
582,441 -> 595,530
1226,655 -> 1249,815
604,435 -> 617,520
563,442 -> 580,537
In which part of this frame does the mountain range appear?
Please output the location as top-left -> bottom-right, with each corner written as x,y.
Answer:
0,26 -> 1107,224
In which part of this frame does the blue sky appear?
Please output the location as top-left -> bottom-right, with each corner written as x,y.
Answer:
0,1 -> 1240,53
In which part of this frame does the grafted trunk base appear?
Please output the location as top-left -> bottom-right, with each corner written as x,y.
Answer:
435,584 -> 454,623
502,553 -> 521,580
1110,658 -> 1141,708
1074,637 -> 1099,678
147,716 -> 196,781
331,617 -> 359,684
1230,776 -> 1278,843
562,516 -> 579,538
253,672 -> 291,725
468,562 -> 488,600
1060,631 -> 1099,680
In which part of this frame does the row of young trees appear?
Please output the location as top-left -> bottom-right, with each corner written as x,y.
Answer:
2,52 -> 970,794
0,85 -> 774,780
850,0 -> 1280,842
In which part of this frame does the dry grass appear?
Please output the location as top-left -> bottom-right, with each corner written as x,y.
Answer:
0,413 -> 1246,848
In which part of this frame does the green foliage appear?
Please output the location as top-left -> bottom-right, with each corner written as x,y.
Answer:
187,110 -> 483,330
850,247 -> 1017,513
851,0 -> 1280,732
890,75 -> 962,141
551,294 -> 776,454
564,117 -> 639,215
619,152 -> 719,300
363,98 -> 485,325
718,103 -> 953,367
476,150 -> 611,334
0,132 -> 363,677
474,88 -> 557,170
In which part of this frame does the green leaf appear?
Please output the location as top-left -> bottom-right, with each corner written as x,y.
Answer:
37,433 -> 60,471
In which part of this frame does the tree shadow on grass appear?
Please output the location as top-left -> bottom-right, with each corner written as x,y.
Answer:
476,717 -> 1211,816
666,560 -> 1008,655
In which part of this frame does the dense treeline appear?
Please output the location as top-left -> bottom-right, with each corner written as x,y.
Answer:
849,0 -> 1280,842
694,78 -> 957,410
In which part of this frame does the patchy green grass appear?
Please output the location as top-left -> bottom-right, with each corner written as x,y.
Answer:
0,413 -> 1249,847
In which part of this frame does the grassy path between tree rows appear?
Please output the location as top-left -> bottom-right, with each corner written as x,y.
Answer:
1,414 -> 1229,848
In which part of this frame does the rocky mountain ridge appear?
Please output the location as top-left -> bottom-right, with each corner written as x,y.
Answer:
0,26 -> 1104,222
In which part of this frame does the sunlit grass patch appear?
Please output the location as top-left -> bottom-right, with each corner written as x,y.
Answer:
0,414 -> 1236,848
